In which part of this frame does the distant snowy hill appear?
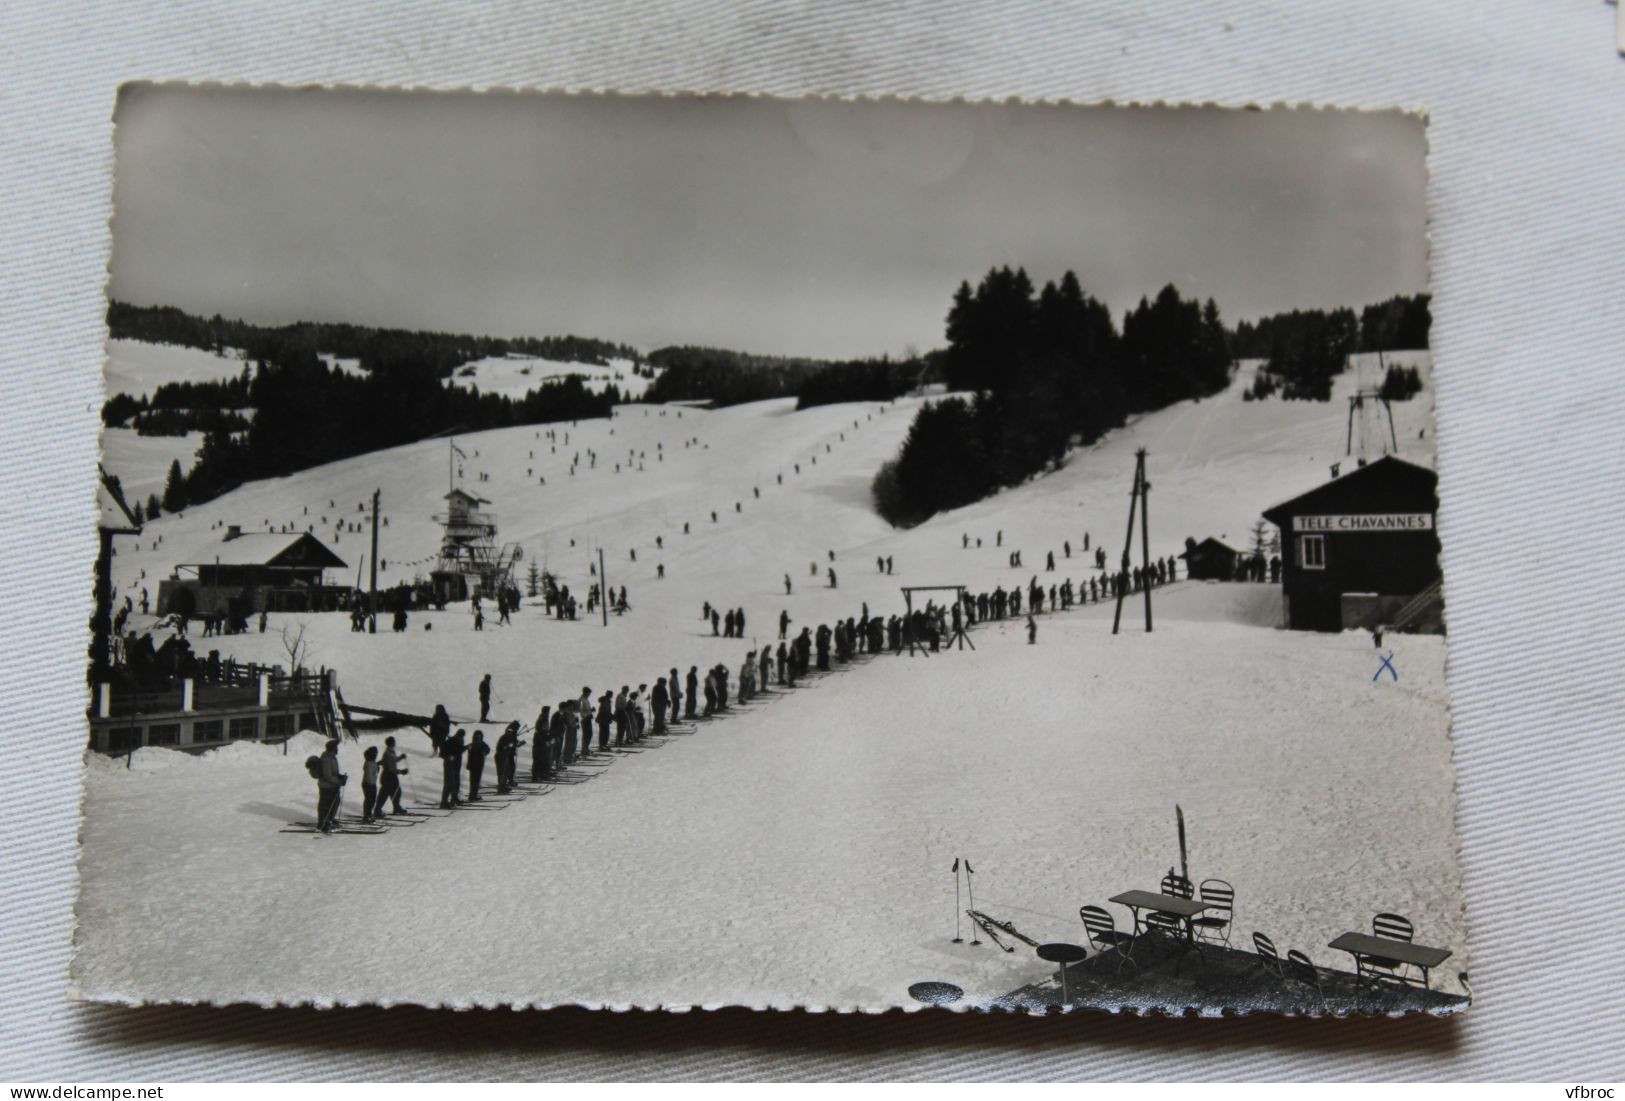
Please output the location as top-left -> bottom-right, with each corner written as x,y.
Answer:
446,352 -> 654,399
103,338 -> 248,396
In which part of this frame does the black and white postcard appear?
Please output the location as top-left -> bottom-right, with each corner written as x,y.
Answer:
77,86 -> 1464,1015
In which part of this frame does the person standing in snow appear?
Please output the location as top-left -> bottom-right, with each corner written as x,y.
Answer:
1027,615 -> 1037,644
685,666 -> 699,720
651,676 -> 668,735
597,691 -> 613,752
378,736 -> 407,816
478,674 -> 492,723
428,703 -> 451,754
780,609 -> 791,639
579,688 -> 593,759
496,722 -> 522,792
440,729 -> 466,808
668,668 -> 682,726
539,708 -> 559,785
614,686 -> 630,746
360,746 -> 380,822
316,739 -> 346,832
465,730 -> 490,801
784,574 -> 792,595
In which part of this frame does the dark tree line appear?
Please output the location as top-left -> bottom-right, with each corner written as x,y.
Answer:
795,356 -> 927,410
1232,293 -> 1430,402
1380,364 -> 1424,401
875,269 -> 1229,528
644,345 -> 927,409
643,347 -> 827,406
108,301 -> 641,370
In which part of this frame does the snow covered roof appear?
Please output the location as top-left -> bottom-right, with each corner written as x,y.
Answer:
445,488 -> 490,505
1180,537 -> 1239,560
179,531 -> 347,569
1262,455 -> 1437,527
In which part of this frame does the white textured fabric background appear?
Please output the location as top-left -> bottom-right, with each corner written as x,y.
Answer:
2,0 -> 1623,1082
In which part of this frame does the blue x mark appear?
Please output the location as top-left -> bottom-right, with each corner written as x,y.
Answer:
1373,651 -> 1399,682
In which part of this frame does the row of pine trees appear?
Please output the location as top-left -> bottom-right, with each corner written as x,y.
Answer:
874,269 -> 1230,528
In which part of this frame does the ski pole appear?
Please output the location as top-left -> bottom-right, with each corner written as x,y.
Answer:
952,858 -> 963,943
965,858 -> 980,945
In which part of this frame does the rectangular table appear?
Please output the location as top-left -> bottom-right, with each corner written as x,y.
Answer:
1329,931 -> 1452,989
1110,891 -> 1209,946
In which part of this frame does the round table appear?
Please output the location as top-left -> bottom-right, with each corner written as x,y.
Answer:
1037,942 -> 1090,1006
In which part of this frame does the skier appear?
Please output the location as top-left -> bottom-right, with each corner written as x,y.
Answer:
315,739 -> 346,832
596,691 -> 613,751
532,705 -> 552,779
712,609 -> 721,636
685,666 -> 699,720
827,567 -> 837,589
440,729 -> 466,808
779,609 -> 791,640
360,746 -> 380,822
478,674 -> 492,723
651,676 -> 669,735
614,686 -> 631,746
496,722 -> 522,793
784,574 -> 792,596
466,730 -> 490,801
428,703 -> 450,754
668,668 -> 682,726
579,688 -> 593,759
378,736 -> 407,816
1027,615 -> 1037,645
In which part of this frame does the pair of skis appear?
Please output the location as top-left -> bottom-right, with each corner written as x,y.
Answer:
966,909 -> 1039,954
950,857 -> 1037,952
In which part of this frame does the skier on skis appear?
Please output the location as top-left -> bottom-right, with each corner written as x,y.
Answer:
316,739 -> 346,832
466,730 -> 490,801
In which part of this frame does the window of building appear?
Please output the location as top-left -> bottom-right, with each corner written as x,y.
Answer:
229,716 -> 260,741
265,713 -> 294,738
107,727 -> 141,753
192,719 -> 224,743
147,723 -> 180,746
1300,534 -> 1326,570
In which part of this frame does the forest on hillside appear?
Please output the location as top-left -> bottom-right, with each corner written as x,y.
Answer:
106,303 -> 620,516
873,272 -> 1430,527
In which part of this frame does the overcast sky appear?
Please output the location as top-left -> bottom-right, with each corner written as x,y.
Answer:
110,86 -> 1426,360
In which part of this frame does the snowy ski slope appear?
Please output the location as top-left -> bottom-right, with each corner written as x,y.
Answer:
77,347 -> 1460,1011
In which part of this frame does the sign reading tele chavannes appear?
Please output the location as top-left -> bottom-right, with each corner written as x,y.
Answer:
1292,513 -> 1434,533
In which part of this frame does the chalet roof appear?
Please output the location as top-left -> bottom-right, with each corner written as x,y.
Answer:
1262,455 -> 1438,527
179,531 -> 348,570
445,488 -> 490,505
1180,537 -> 1240,560
96,467 -> 141,534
